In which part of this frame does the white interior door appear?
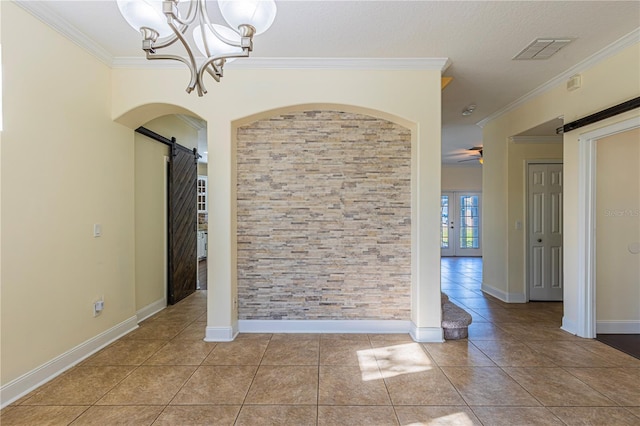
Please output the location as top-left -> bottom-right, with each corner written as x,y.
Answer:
441,192 -> 482,257
528,163 -> 563,301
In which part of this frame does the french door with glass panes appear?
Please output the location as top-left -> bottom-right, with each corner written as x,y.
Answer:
441,192 -> 482,256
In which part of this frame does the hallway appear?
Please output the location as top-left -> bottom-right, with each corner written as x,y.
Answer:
2,259 -> 639,425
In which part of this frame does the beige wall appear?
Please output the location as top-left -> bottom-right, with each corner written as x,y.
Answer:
111,68 -> 444,338
482,41 -> 640,331
134,133 -> 169,312
1,2 -> 134,386
198,163 -> 208,176
441,166 -> 482,191
595,128 -> 640,324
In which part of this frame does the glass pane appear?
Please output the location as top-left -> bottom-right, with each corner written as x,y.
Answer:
459,195 -> 479,249
441,195 -> 449,249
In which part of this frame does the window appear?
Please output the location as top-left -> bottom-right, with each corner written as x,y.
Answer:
459,195 -> 480,249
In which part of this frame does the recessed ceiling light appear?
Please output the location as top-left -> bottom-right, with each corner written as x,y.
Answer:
513,38 -> 575,60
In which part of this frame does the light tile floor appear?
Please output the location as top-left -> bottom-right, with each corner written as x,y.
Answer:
2,257 -> 639,425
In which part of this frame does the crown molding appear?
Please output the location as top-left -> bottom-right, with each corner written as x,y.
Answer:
111,57 -> 186,69
510,135 -> 563,144
176,114 -> 207,131
112,56 -> 452,72
228,57 -> 452,72
13,0 -> 114,67
477,27 -> 640,128
14,0 -> 451,74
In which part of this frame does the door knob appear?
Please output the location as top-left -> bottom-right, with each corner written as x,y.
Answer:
537,239 -> 542,243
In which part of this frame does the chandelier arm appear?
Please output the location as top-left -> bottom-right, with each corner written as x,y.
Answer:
165,20 -> 200,93
145,49 -> 199,94
204,66 -> 221,82
196,69 -> 211,96
197,60 -> 226,95
168,0 -> 197,27
197,50 -> 250,88
145,51 -> 195,75
149,1 -> 192,50
197,62 -> 220,95
145,33 -> 180,50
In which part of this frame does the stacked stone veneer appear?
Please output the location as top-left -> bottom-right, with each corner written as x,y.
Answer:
236,110 -> 411,320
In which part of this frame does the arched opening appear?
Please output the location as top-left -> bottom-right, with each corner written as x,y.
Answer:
116,103 -> 209,325
206,104 -> 442,341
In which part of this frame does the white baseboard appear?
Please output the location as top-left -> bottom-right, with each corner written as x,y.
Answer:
204,326 -> 238,342
410,323 -> 444,342
0,316 -> 138,409
136,297 -> 167,323
481,282 -> 507,301
506,292 -> 526,303
481,282 -> 526,303
596,320 -> 640,334
237,320 -> 412,335
561,316 -> 578,335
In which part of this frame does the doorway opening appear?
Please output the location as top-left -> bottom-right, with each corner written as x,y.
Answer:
197,174 -> 208,290
441,192 -> 482,257
593,125 -> 639,353
577,116 -> 640,338
136,126 -> 199,305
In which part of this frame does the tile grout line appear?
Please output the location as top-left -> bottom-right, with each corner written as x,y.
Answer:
158,313 -> 216,424
233,333 -> 274,424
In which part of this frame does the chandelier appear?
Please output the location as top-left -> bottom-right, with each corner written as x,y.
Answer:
117,0 -> 277,96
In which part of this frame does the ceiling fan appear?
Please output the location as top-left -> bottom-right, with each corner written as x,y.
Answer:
458,146 -> 483,164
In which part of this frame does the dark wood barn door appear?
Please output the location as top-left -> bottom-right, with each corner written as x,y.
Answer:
168,141 -> 198,304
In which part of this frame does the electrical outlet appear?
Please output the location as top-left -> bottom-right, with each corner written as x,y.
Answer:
93,297 -> 104,317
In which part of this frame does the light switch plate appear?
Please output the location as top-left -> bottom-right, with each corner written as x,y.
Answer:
93,223 -> 102,237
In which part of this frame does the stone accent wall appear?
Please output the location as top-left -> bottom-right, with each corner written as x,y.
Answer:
236,110 -> 411,320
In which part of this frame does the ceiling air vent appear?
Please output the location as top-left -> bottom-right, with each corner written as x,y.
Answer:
513,38 -> 574,60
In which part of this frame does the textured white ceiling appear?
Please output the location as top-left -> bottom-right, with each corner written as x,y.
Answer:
20,1 -> 640,164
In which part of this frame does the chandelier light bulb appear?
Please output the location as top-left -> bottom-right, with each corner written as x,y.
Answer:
117,0 -> 174,38
218,0 -> 277,35
193,24 -> 242,62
